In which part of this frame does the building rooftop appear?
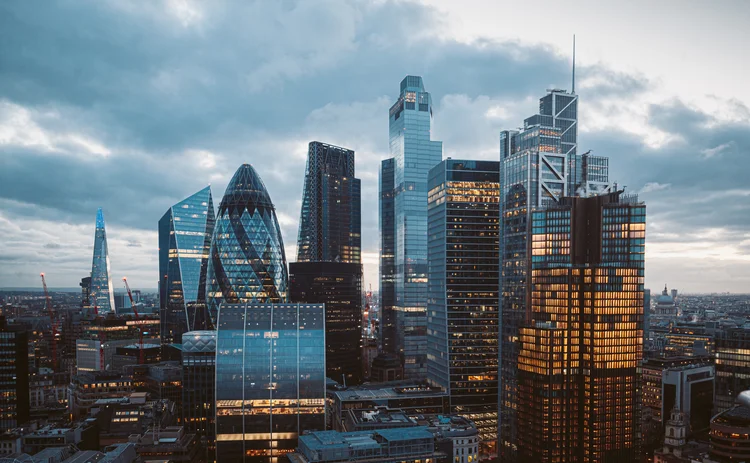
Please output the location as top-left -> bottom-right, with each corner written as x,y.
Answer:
334,384 -> 445,401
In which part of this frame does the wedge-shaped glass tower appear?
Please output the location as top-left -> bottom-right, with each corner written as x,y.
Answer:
206,164 -> 288,324
90,208 -> 116,313
159,186 -> 215,342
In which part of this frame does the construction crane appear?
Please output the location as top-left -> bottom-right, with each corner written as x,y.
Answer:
122,277 -> 145,365
40,273 -> 58,370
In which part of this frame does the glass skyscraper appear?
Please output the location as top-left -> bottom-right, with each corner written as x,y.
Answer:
498,89 -> 611,460
90,207 -> 116,313
159,186 -> 216,344
379,158 -> 396,355
206,164 -> 288,324
380,75 -> 442,379
426,159 -> 500,458
182,330 -> 217,462
296,141 -> 361,264
292,140 -> 363,386
215,302 -> 326,463
516,191 -> 645,462
289,262 -> 363,385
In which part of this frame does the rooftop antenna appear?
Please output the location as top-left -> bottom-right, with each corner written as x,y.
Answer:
571,34 -> 576,94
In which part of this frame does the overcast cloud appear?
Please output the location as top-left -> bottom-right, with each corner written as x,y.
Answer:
1,0 -> 748,293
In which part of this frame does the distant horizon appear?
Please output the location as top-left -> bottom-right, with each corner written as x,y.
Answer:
2,287 -> 749,297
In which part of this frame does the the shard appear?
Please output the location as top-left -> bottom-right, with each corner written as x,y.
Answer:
206,164 -> 288,324
159,186 -> 216,342
90,208 -> 116,313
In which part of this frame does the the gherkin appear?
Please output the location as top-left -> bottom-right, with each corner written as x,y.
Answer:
206,164 -> 288,325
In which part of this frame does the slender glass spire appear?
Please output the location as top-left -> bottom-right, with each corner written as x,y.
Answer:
90,207 -> 115,313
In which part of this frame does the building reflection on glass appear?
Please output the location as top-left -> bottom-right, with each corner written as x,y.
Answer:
215,303 -> 326,463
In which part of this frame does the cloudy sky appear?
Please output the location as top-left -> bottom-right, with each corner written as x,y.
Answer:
1,0 -> 749,293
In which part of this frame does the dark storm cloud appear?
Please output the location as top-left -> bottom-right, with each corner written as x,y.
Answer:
1,0 -> 748,290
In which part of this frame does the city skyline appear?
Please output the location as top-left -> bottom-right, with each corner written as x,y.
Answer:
1,1 -> 749,293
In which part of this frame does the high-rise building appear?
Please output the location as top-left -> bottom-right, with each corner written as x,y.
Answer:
289,262 -> 362,385
90,208 -> 116,313
710,391 -> 750,462
0,317 -> 29,432
426,159 -> 500,457
516,191 -> 645,462
80,276 -> 92,314
498,88 -> 611,460
215,302 -> 326,463
715,327 -> 750,413
159,186 -> 216,344
291,141 -> 364,385
206,164 -> 288,324
296,141 -> 361,264
380,75 -> 443,379
182,330 -> 216,462
379,157 -> 397,355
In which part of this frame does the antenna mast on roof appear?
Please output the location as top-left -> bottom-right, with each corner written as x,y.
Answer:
572,34 -> 576,94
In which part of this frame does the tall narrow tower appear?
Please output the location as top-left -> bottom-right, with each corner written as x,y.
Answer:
90,208 -> 116,313
380,75 -> 442,379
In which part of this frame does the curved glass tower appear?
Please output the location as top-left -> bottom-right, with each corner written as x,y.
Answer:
90,208 -> 116,313
206,164 -> 288,324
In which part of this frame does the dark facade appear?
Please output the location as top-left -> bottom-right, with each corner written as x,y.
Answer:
715,328 -> 750,413
296,141 -> 361,264
426,159 -> 500,457
290,262 -> 363,385
215,303 -> 326,463
159,186 -> 215,344
80,276 -> 92,313
516,192 -> 645,462
182,331 -> 216,462
710,400 -> 750,462
0,317 -> 29,432
206,164 -> 288,324
379,158 -> 397,356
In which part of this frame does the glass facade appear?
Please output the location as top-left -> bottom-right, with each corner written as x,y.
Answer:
296,141 -> 361,264
379,158 -> 397,355
289,262 -> 363,386
498,89 -> 611,461
159,186 -> 216,344
90,207 -> 116,313
382,75 -> 443,379
426,159 -> 500,458
206,164 -> 288,324
0,320 -> 29,433
715,328 -> 750,413
182,330 -> 217,462
516,192 -> 645,462
215,303 -> 326,463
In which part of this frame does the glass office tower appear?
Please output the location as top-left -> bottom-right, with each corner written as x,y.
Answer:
292,141 -> 364,385
296,141 -> 361,264
206,164 -> 288,325
90,207 -> 116,313
516,191 -> 645,462
159,186 -> 216,343
426,159 -> 500,458
498,89 -> 611,461
379,158 -> 397,355
215,302 -> 326,463
182,330 -> 217,462
289,262 -> 363,385
381,75 -> 442,379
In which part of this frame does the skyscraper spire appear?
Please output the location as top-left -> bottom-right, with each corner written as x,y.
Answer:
572,34 -> 576,94
90,207 -> 116,313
